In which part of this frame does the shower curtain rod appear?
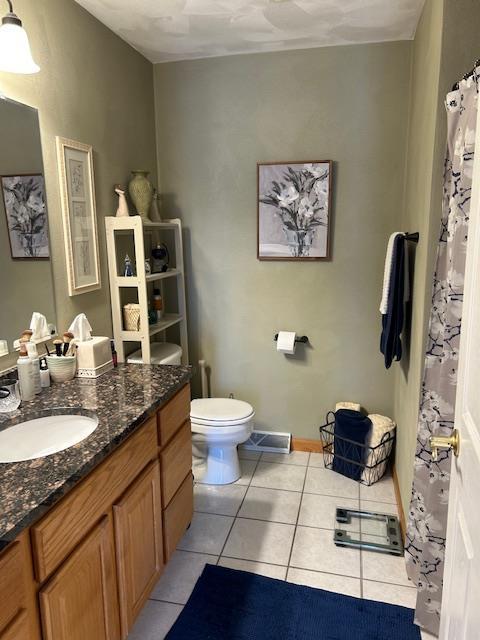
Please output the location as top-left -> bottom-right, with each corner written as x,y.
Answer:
451,58 -> 480,91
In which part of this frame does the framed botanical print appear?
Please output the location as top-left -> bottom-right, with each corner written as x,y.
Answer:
257,161 -> 332,260
56,137 -> 101,295
1,174 -> 49,259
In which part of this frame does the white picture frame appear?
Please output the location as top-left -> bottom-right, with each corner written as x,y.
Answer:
56,136 -> 101,296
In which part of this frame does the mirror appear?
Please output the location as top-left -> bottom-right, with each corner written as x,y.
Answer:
0,96 -> 56,366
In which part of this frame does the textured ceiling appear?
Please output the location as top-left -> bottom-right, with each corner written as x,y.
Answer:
75,0 -> 425,63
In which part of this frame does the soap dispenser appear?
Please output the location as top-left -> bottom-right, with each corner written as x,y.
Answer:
17,343 -> 35,401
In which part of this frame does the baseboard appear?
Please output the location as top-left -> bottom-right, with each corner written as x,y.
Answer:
392,465 -> 407,543
291,437 -> 323,453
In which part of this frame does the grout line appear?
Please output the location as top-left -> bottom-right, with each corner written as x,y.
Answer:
215,454 -> 262,565
285,456 -> 309,574
287,563 -> 361,581
362,577 -> 416,589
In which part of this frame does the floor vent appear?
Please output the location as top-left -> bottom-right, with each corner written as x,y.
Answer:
240,430 -> 291,454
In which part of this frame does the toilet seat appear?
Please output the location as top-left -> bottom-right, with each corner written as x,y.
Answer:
190,398 -> 254,427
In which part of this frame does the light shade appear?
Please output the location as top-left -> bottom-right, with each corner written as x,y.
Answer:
0,17 -> 40,74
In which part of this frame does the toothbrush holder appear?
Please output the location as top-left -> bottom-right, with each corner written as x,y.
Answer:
46,355 -> 77,383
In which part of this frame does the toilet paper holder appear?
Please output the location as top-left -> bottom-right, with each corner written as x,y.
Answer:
274,333 -> 309,344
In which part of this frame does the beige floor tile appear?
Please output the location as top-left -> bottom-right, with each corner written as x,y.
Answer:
234,459 -> 258,485
360,474 -> 397,504
177,512 -> 234,555
298,493 -> 359,531
360,499 -> 399,515
261,451 -> 310,466
362,550 -> 412,587
363,580 -> 417,608
290,526 -> 360,577
308,452 -> 325,468
304,467 -> 359,499
218,557 -> 287,580
150,550 -> 217,605
223,517 -> 295,565
127,600 -> 182,639
238,486 -> 301,524
251,462 -> 306,491
194,483 -> 247,516
287,568 -> 361,597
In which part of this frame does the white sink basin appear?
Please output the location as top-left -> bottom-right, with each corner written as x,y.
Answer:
0,413 -> 98,463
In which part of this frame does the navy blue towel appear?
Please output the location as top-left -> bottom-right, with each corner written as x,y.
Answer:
332,409 -> 372,480
380,234 -> 406,368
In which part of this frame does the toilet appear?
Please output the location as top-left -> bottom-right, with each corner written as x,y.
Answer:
190,398 -> 255,485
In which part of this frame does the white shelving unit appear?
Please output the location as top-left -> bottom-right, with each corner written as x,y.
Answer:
105,216 -> 188,365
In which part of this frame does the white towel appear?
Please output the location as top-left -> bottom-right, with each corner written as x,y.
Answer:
380,233 -> 402,314
335,401 -> 361,412
380,233 -> 411,314
361,414 -> 396,483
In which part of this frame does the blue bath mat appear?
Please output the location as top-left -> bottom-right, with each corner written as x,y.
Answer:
166,564 -> 421,639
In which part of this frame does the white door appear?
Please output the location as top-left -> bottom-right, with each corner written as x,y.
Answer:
439,102 -> 480,638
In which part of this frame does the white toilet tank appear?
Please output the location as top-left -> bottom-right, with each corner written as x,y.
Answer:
127,342 -> 182,365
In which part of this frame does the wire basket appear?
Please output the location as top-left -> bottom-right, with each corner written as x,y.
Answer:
319,411 -> 395,486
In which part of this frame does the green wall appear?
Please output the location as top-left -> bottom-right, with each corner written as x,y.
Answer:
394,0 -> 480,518
393,0 -> 444,519
154,42 -> 411,437
0,0 -> 156,370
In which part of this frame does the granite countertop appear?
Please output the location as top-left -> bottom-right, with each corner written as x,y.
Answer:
0,363 -> 191,551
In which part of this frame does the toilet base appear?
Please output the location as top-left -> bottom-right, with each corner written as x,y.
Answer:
195,444 -> 241,485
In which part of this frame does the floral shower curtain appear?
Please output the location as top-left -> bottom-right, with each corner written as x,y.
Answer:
405,64 -> 479,635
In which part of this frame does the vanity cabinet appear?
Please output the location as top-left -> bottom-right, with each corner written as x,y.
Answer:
0,382 -> 193,640
0,532 -> 40,640
39,516 -> 120,640
114,460 -> 163,638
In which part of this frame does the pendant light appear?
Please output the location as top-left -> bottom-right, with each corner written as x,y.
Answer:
0,0 -> 39,74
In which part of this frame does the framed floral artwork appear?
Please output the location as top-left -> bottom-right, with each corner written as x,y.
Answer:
56,137 -> 101,296
1,174 -> 49,259
257,161 -> 332,260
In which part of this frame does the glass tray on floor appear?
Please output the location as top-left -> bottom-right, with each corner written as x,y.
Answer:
333,507 -> 403,556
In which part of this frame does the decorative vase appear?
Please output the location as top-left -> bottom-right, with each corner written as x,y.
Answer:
128,170 -> 153,221
114,184 -> 129,217
150,188 -> 162,222
283,228 -> 315,257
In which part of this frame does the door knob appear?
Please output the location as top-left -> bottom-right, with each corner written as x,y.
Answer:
429,429 -> 460,462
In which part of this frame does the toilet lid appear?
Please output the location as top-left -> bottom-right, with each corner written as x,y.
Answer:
191,398 -> 254,425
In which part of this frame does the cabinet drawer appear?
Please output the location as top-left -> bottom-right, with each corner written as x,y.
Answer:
157,384 -> 190,447
160,421 -> 192,507
0,542 -> 25,632
0,610 -> 29,640
32,417 -> 158,582
163,473 -> 193,562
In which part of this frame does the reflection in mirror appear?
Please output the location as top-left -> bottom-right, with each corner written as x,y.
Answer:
0,96 -> 56,364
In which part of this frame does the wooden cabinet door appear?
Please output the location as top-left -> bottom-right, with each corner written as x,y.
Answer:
114,460 -> 163,638
0,610 -> 30,640
39,516 -> 120,640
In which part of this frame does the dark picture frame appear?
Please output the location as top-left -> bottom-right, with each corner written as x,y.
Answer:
257,160 -> 332,261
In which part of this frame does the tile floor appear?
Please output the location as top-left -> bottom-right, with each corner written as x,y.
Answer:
127,450 -> 435,639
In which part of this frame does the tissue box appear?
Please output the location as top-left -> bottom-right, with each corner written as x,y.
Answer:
75,336 -> 113,378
